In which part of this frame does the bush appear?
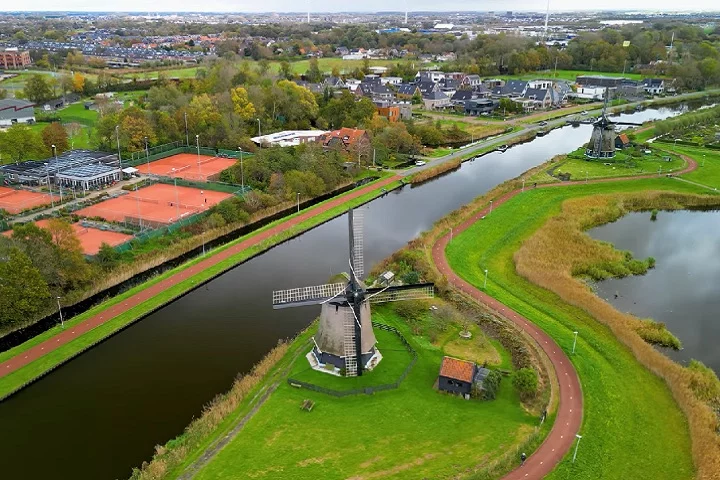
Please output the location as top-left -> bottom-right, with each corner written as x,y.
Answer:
513,367 -> 538,401
474,369 -> 502,400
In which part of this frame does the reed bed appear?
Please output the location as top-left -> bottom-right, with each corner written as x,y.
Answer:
514,191 -> 720,480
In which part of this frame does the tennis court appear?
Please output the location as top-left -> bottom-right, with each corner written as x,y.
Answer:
3,219 -> 133,255
135,153 -> 237,181
75,183 -> 232,227
0,186 -> 57,214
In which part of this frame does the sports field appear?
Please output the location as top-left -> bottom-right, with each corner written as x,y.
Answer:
0,186 -> 56,214
135,153 -> 237,181
3,219 -> 133,255
75,184 -> 232,227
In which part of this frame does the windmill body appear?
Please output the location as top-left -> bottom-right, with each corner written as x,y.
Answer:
585,88 -> 616,159
272,208 -> 434,377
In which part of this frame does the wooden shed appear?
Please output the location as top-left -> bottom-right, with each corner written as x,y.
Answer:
438,356 -> 476,396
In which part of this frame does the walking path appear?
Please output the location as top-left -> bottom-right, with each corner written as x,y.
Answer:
430,154 -> 698,478
0,175 -> 400,379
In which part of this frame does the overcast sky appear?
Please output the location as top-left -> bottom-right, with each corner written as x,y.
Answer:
2,0 -> 719,13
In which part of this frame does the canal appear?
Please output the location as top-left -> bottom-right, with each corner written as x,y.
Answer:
590,210 -> 720,373
0,106 -> 685,480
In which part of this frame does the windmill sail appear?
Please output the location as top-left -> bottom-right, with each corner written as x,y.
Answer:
343,309 -> 358,376
272,282 -> 347,309
367,284 -> 435,304
349,209 -> 364,279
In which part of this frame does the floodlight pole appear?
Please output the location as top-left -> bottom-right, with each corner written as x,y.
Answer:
45,162 -> 55,208
238,148 -> 245,193
195,134 -> 202,179
572,434 -> 583,463
489,200 -> 493,214
144,136 -> 150,171
200,190 -> 206,255
171,169 -> 180,221
115,125 -> 122,170
484,269 -> 488,289
297,192 -> 300,213
572,331 -> 579,354
184,112 -> 189,147
56,296 -> 64,328
256,118 -> 261,138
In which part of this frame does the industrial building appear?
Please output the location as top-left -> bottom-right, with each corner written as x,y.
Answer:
0,99 -> 36,127
0,150 -> 119,186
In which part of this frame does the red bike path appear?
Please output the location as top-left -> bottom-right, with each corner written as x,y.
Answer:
0,175 -> 401,380
431,154 -> 698,479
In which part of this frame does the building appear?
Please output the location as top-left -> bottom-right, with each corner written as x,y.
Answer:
461,74 -> 482,87
523,88 -> 552,109
450,90 -> 474,106
318,128 -> 370,151
575,86 -> 606,100
0,99 -> 35,127
438,356 -> 476,396
615,133 -> 631,149
416,70 -> 445,84
55,164 -> 122,190
576,75 -> 628,88
250,130 -> 327,147
492,80 -> 528,98
396,83 -> 421,99
417,81 -> 440,96
380,76 -> 403,86
422,91 -> 451,110
465,99 -> 498,116
642,78 -> 665,95
0,150 -> 119,186
0,48 -> 31,69
376,104 -> 401,122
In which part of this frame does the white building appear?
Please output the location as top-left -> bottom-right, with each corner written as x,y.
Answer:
250,130 -> 328,147
575,86 -> 606,100
0,99 -> 35,127
380,76 -> 403,86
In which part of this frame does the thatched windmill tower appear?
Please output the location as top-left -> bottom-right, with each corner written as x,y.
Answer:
272,209 -> 434,377
585,89 -> 616,159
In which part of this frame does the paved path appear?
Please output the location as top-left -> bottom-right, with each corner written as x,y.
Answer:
0,175 -> 400,379
430,154 -> 698,478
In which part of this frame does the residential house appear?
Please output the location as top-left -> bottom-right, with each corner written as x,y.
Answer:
323,76 -> 346,89
444,72 -> 466,82
436,52 -> 457,62
642,78 -> 665,95
472,85 -> 493,98
417,81 -> 440,96
551,81 -> 572,105
438,356 -> 475,396
293,80 -> 324,94
345,79 -> 362,92
368,66 -> 388,75
450,90 -> 474,107
396,83 -> 421,99
380,76 -> 403,86
575,86 -> 606,100
617,80 -> 644,100
465,98 -> 498,116
422,90 -> 451,110
492,80 -> 528,99
357,83 -> 394,102
615,133 -> 631,149
461,74 -> 482,87
523,88 -> 552,109
318,128 -> 371,151
335,46 -> 350,57
0,99 -> 35,127
483,78 -> 505,89
576,75 -> 628,88
526,79 -> 553,90
376,104 -> 401,122
415,70 -> 445,84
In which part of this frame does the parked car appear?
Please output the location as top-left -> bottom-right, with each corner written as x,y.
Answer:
581,110 -> 588,115
539,121 -> 548,126
415,160 -> 426,166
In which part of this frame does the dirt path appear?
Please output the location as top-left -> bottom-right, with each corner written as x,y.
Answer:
430,154 -> 698,478
0,175 -> 400,379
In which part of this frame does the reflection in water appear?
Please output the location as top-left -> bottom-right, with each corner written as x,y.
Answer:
0,107 -> 687,480
590,210 -> 720,372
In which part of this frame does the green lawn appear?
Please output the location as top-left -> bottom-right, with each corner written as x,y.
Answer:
445,179 -> 702,480
660,144 -> 720,189
193,306 -> 539,480
528,147 -> 686,183
0,174 -> 400,400
502,69 -> 643,82
54,101 -> 99,127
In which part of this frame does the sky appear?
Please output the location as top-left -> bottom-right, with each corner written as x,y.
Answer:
1,0 -> 719,13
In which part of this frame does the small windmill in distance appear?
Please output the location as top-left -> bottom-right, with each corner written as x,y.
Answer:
272,208 -> 434,377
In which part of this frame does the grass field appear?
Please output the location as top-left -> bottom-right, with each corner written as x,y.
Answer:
0,174 -> 400,400
192,306 -> 538,480
445,179 -> 704,479
660,144 -> 720,189
528,147 -> 686,183
503,69 -> 644,82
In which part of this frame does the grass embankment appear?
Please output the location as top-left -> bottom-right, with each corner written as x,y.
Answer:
0,176 -> 402,400
663,145 -> 720,189
528,148 -> 686,184
181,307 -> 541,480
442,180 -> 720,479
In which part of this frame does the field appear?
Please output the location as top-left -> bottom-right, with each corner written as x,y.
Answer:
2,219 -> 132,255
661,144 -> 720,189
75,183 -> 231,226
503,69 -> 644,82
445,179 -> 706,479
191,306 -> 539,480
135,153 -> 237,181
0,186 -> 56,214
528,147 -> 687,183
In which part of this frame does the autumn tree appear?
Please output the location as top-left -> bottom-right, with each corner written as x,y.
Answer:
230,86 -> 256,121
72,72 -> 86,93
119,107 -> 156,152
41,122 -> 70,155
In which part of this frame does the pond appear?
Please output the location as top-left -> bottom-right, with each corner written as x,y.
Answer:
589,210 -> 720,372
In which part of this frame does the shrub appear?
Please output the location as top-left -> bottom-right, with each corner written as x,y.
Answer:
513,367 -> 538,401
474,369 -> 502,400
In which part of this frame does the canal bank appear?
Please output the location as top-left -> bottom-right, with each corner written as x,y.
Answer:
0,104 -> 696,480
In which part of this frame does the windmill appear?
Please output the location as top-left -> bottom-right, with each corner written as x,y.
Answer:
272,208 -> 434,377
585,88 -> 616,159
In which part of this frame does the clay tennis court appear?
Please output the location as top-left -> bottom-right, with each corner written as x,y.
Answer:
2,219 -> 133,255
0,186 -> 56,214
135,153 -> 237,181
75,183 -> 232,227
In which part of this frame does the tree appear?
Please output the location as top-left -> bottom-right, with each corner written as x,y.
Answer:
0,89 -> 7,100
513,367 -> 539,401
0,246 -> 51,331
0,124 -> 46,161
95,243 -> 122,270
279,61 -> 294,80
23,74 -> 53,103
331,66 -> 341,78
230,86 -> 256,121
305,57 -> 322,83
41,122 -> 69,155
72,72 -> 86,93
119,107 -> 156,152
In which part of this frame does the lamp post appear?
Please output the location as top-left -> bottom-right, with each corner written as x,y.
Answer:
115,125 -> 122,170
144,136 -> 150,171
702,154 -> 706,167
256,118 -> 261,139
572,434 -> 583,463
44,162 -> 55,208
572,331 -> 579,354
522,179 -> 525,192
171,168 -> 180,221
484,269 -> 489,289
489,200 -> 493,214
200,190 -> 206,255
195,134 -> 202,179
297,192 -> 300,213
56,296 -> 64,328
184,111 -> 189,147
238,148 -> 245,193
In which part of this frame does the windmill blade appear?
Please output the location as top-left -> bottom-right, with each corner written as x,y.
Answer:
367,283 -> 435,304
348,208 -> 364,279
344,308 -> 359,377
272,282 -> 347,309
